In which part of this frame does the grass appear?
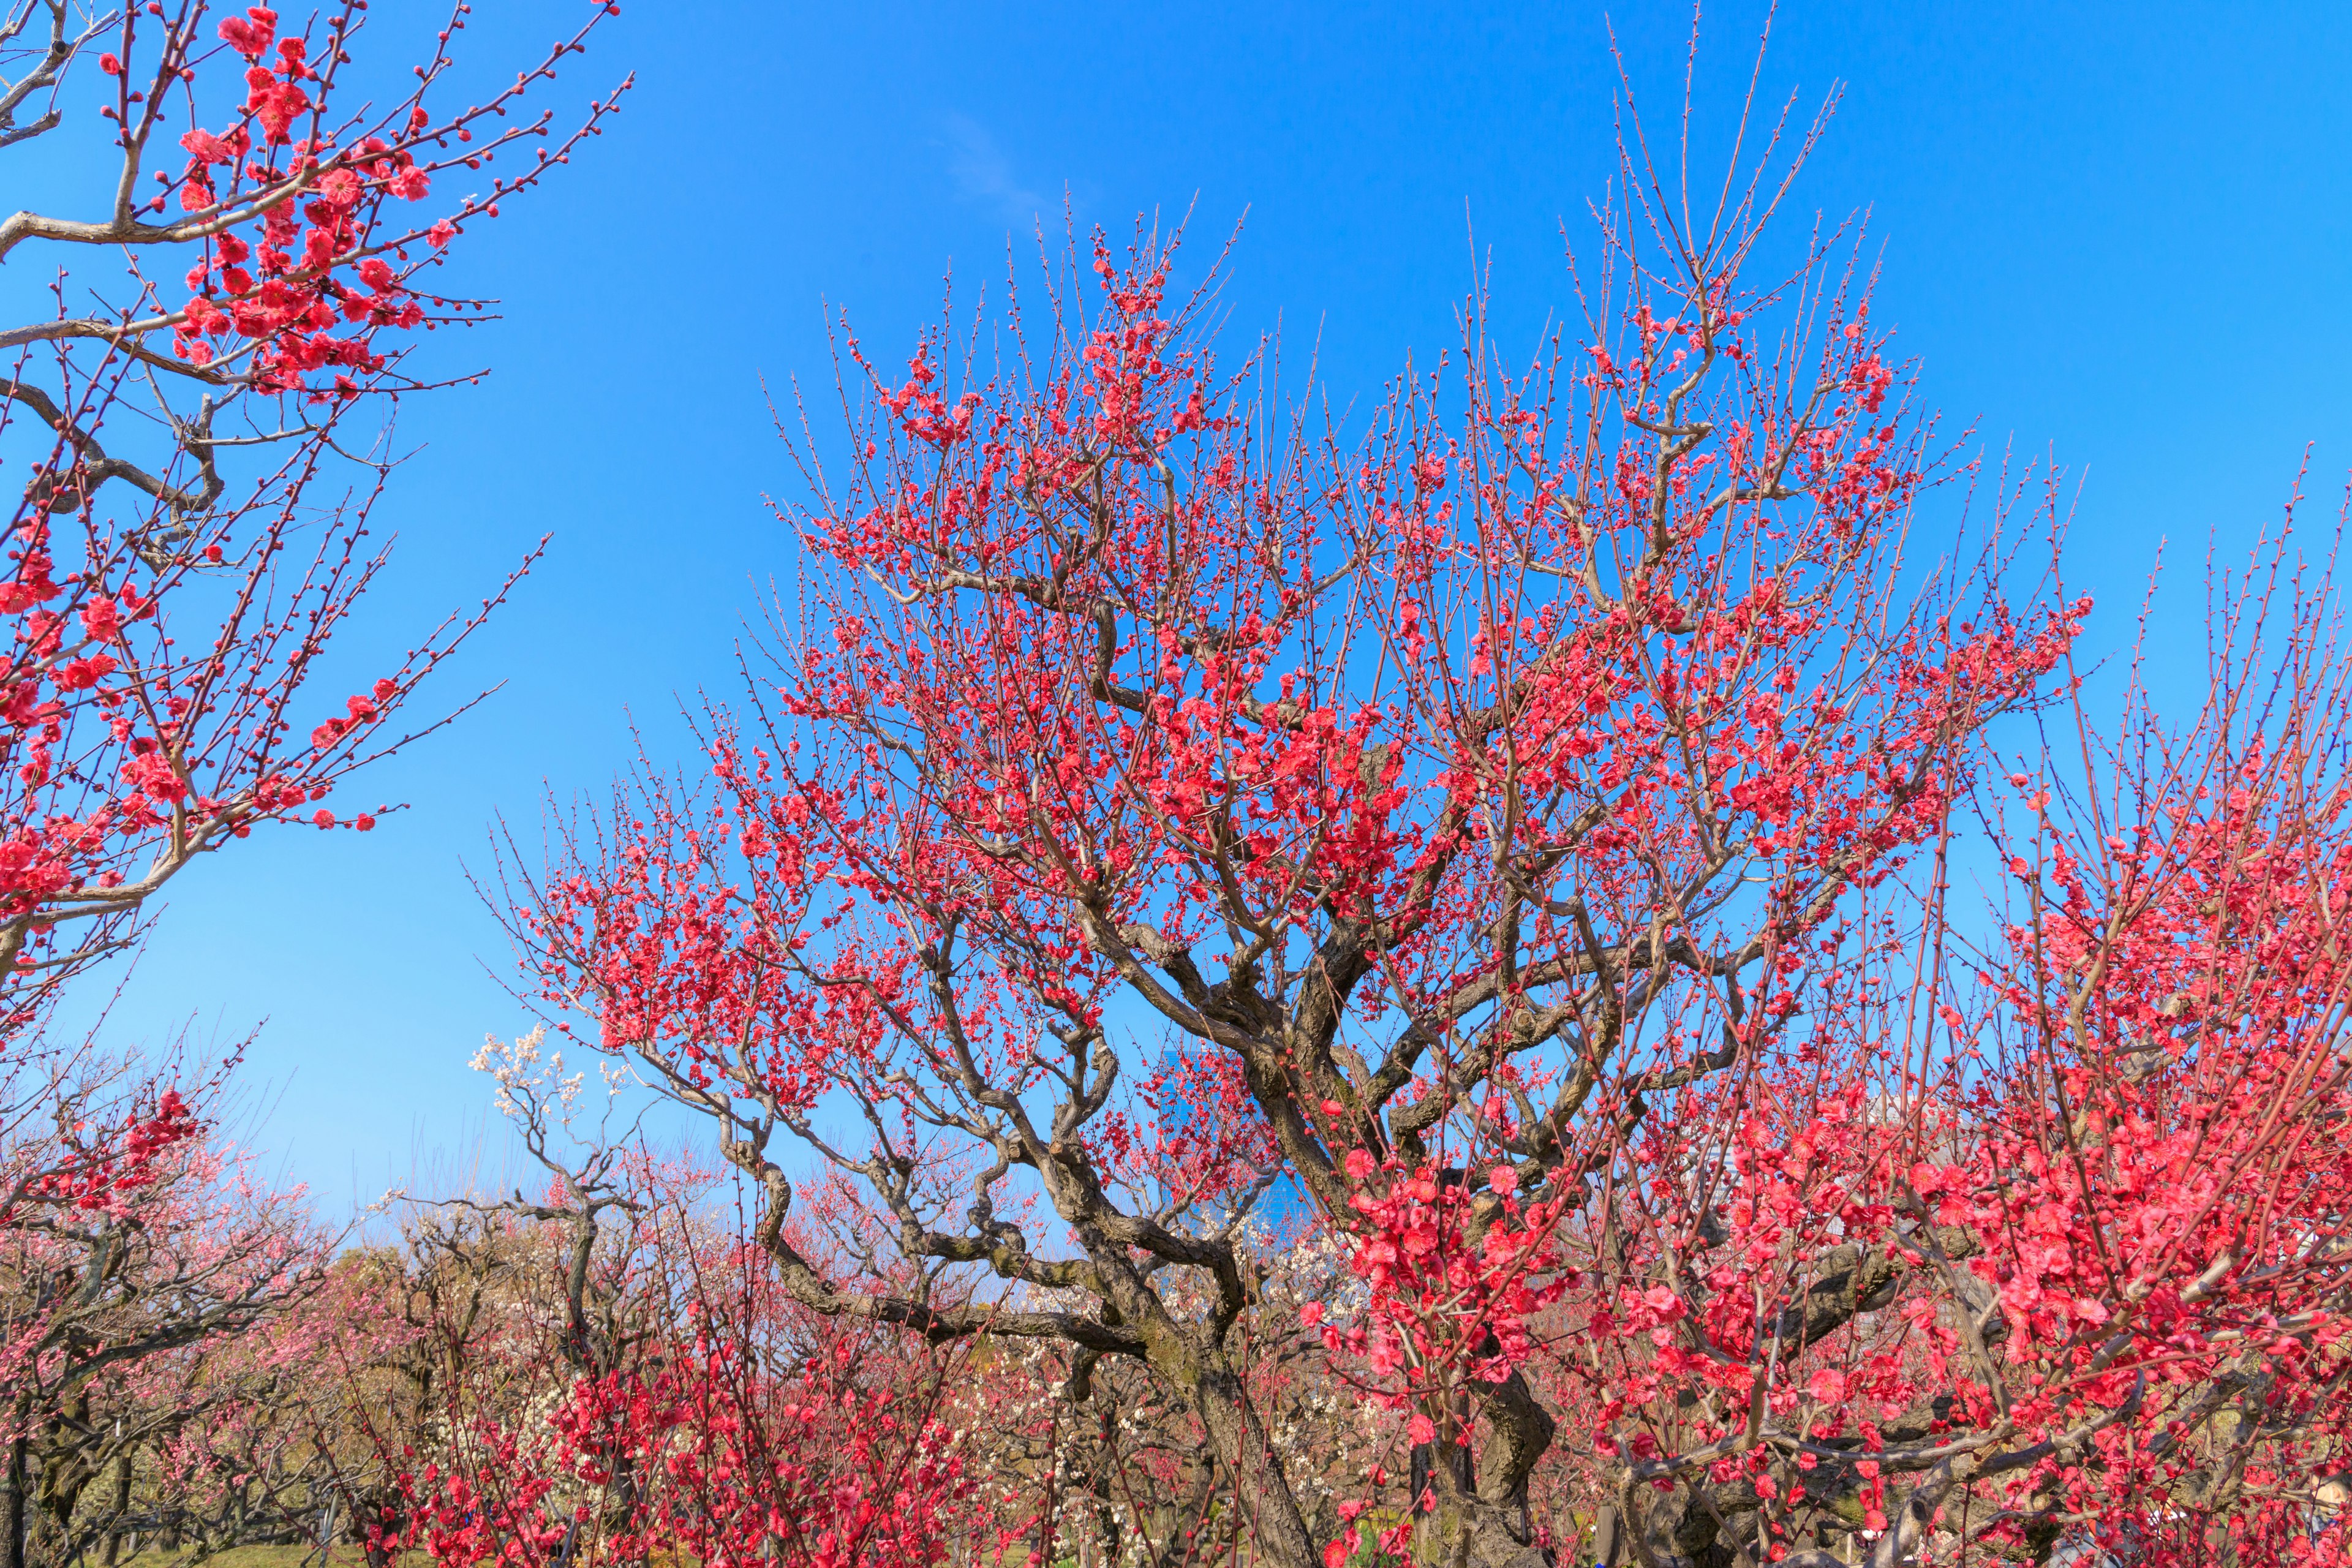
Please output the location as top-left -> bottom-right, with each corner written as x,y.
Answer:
115,1548 -> 413,1568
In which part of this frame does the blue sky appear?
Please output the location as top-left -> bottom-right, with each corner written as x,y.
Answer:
61,0 -> 2352,1209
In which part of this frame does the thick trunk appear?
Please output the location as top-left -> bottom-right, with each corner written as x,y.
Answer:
1415,1369 -> 1559,1568
1591,1504 -> 1624,1567
1165,1339 -> 1320,1568
1,1432 -> 24,1568
32,1434 -> 94,1568
99,1451 -> 132,1567
1062,1204 -> 1323,1568
1415,1499 -> 1558,1568
1619,1478 -> 1752,1568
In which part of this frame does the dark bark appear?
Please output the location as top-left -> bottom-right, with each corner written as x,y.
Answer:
1,1427 -> 26,1568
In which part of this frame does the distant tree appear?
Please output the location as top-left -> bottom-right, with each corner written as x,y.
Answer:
366,1033 -> 990,1568
0,1113 -> 328,1566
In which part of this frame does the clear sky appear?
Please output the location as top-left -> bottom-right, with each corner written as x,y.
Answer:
67,0 -> 2352,1210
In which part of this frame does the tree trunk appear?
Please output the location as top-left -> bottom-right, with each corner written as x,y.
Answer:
1174,1344 -> 1319,1568
100,1451 -> 132,1567
1,1430 -> 26,1568
1591,1504 -> 1624,1567
1414,1370 -> 1559,1568
32,1428 -> 94,1568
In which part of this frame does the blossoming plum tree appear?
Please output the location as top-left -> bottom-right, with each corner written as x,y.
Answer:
496,78 -> 2201,1566
0,0 -> 622,1032
1535,539 -> 2352,1568
0,2 -> 625,1561
459,36 -> 2352,1561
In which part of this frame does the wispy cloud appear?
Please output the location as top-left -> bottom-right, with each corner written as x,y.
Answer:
944,113 -> 1049,228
